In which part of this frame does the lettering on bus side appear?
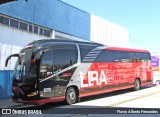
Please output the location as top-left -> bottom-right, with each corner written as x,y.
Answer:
80,71 -> 107,88
80,70 -> 126,88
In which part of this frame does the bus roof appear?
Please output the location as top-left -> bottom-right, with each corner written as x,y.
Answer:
27,39 -> 103,46
26,39 -> 150,53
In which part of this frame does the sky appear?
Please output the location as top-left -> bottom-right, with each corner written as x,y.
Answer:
61,0 -> 160,55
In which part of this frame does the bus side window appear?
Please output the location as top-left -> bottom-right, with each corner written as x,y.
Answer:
79,45 -> 96,61
95,50 -> 119,62
40,47 -> 78,79
52,48 -> 77,72
40,50 -> 53,79
118,51 -> 130,62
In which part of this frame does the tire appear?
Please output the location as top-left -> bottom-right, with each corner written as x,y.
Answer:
155,80 -> 160,85
134,79 -> 141,91
65,87 -> 77,105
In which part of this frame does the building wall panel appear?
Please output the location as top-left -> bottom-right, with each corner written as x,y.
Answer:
90,14 -> 129,47
0,0 -> 90,40
0,70 -> 13,99
0,24 -> 51,70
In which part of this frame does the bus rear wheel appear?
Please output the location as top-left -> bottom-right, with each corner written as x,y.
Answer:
65,87 -> 77,105
134,79 -> 141,91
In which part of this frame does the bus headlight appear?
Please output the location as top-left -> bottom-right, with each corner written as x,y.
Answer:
27,91 -> 38,97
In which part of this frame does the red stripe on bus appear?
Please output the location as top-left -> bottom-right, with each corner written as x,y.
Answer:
80,81 -> 151,98
80,84 -> 134,97
105,47 -> 150,53
141,81 -> 151,86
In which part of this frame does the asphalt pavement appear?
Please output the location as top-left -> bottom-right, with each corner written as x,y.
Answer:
0,98 -> 15,108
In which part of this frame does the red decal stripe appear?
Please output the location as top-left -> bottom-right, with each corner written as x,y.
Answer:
105,47 -> 150,53
80,84 -> 134,97
80,81 -> 151,98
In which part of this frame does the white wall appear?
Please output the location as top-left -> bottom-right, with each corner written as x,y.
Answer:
0,24 -> 52,70
90,14 -> 129,47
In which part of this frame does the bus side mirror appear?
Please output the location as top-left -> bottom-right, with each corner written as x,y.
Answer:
5,54 -> 20,67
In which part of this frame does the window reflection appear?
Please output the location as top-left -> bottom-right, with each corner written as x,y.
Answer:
40,47 -> 77,79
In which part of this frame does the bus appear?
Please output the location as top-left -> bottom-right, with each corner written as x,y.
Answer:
5,39 -> 152,105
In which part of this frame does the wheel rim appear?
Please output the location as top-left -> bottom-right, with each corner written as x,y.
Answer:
66,88 -> 76,104
68,91 -> 75,101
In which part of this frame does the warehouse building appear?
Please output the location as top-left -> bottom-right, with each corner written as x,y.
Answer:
0,0 -> 129,99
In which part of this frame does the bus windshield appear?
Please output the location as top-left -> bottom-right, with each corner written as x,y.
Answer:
14,60 -> 26,80
13,49 -> 37,81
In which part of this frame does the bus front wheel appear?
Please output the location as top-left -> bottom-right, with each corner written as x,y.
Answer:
134,79 -> 141,91
65,87 -> 77,105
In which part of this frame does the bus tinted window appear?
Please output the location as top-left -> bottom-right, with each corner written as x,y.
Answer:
40,50 -> 53,79
80,45 -> 96,60
52,48 -> 77,73
95,50 -> 119,62
40,47 -> 78,79
119,51 -> 131,62
95,50 -> 151,63
130,52 -> 151,62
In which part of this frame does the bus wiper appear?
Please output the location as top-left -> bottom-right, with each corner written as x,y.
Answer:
5,54 -> 20,67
